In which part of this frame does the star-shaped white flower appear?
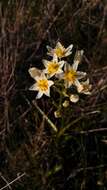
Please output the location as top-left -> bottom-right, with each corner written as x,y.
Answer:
29,73 -> 54,99
43,55 -> 65,78
77,79 -> 92,95
63,61 -> 86,89
47,42 -> 73,58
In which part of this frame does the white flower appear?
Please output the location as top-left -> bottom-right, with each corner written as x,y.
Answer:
63,61 -> 86,89
29,73 -> 54,99
70,94 -> 79,103
77,79 -> 92,95
43,55 -> 64,78
47,42 -> 73,58
28,67 -> 42,78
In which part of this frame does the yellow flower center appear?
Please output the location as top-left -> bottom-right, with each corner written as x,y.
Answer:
37,79 -> 48,91
64,69 -> 77,82
54,47 -> 65,58
48,62 -> 59,75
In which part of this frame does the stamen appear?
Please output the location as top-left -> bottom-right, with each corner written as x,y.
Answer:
48,62 -> 59,74
38,79 -> 48,91
64,69 -> 77,82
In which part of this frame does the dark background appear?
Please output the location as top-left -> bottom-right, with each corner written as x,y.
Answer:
0,0 -> 107,189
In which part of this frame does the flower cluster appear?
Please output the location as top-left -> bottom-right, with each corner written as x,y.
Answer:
29,42 -> 92,105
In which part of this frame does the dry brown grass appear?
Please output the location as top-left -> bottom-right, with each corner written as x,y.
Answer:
0,0 -> 107,189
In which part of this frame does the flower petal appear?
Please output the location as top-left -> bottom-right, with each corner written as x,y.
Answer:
74,79 -> 83,91
46,45 -> 54,56
43,68 -> 48,74
65,51 -> 72,57
56,68 -> 63,74
78,79 -> 92,95
48,80 -> 54,87
64,62 -> 71,71
59,60 -> 65,67
84,78 -> 89,85
28,67 -> 41,79
29,83 -> 38,91
43,59 -> 50,67
47,52 -> 54,56
77,71 -> 86,79
74,50 -> 84,64
56,42 -> 64,49
53,54 -> 58,62
46,45 -> 53,52
55,72 -> 64,79
72,61 -> 79,71
66,44 -> 73,51
44,89 -> 50,97
83,91 -> 91,95
36,91 -> 43,99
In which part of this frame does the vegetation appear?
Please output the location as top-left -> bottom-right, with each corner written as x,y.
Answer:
0,0 -> 107,189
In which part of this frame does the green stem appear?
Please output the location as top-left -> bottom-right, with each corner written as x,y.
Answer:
32,100 -> 58,132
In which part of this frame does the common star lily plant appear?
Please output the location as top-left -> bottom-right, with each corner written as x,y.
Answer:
28,41 -> 92,112
43,55 -> 64,78
29,72 -> 54,99
63,61 -> 86,89
47,42 -> 73,58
